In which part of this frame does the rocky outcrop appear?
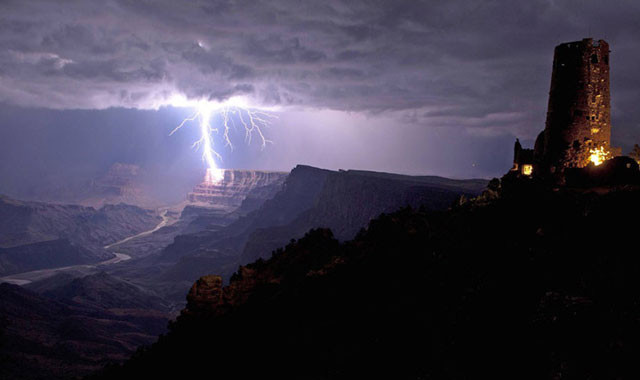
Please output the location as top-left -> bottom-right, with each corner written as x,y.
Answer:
182,269 -> 261,317
183,274 -> 224,316
187,169 -> 287,210
181,229 -> 336,319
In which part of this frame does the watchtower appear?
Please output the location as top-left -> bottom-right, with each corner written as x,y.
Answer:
540,38 -> 619,172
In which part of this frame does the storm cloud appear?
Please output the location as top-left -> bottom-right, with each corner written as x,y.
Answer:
1,0 -> 640,196
0,0 -> 638,135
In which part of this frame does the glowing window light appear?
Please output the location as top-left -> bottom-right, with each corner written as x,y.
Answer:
589,146 -> 610,166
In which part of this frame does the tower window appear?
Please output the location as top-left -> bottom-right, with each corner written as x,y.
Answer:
591,54 -> 598,64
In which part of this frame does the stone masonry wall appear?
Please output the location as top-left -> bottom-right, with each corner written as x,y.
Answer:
542,38 -> 612,171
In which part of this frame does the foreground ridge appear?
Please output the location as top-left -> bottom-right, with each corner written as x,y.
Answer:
90,181 -> 640,379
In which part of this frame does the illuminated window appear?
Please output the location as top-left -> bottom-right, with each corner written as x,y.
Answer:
522,165 -> 533,176
589,146 -> 610,166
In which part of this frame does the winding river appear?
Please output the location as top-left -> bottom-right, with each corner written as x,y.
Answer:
0,209 -> 170,286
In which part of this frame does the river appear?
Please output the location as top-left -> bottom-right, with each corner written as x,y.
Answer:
0,209 -> 170,286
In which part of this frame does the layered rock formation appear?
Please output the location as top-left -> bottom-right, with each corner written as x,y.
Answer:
238,167 -> 487,265
151,165 -> 486,299
91,163 -> 142,198
80,163 -> 153,207
187,169 -> 288,210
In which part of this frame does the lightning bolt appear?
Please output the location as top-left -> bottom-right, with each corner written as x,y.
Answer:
169,97 -> 275,183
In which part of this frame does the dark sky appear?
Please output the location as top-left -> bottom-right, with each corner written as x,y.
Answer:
1,0 -> 639,199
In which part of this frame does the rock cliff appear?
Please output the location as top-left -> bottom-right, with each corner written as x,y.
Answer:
239,167 -> 487,265
79,163 -> 154,208
187,169 -> 287,211
153,165 -> 485,290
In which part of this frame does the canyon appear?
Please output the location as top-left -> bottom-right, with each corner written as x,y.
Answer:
0,165 -> 486,379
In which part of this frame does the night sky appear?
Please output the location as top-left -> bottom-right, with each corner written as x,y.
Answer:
1,0 -> 639,200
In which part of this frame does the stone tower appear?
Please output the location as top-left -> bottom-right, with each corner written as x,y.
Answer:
538,38 -> 619,173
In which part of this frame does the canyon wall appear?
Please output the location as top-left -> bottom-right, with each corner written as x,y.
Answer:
187,169 -> 288,211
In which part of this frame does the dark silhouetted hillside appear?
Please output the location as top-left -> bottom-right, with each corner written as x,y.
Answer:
91,183 -> 640,379
42,272 -> 170,310
0,282 -> 169,380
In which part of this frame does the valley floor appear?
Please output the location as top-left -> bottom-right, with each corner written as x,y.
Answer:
0,210 -> 174,286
